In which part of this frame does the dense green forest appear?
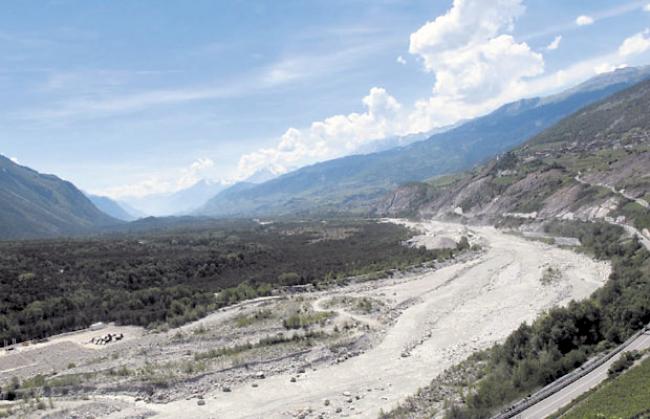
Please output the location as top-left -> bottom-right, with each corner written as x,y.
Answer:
444,221 -> 650,418
0,220 -> 442,344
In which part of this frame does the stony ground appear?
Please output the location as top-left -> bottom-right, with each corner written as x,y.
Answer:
1,220 -> 610,419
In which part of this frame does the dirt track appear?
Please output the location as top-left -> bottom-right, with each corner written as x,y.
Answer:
128,220 -> 610,419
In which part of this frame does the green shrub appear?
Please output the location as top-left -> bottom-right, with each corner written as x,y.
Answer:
282,311 -> 334,329
608,351 -> 641,377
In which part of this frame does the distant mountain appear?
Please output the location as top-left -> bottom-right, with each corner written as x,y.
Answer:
116,200 -> 148,219
244,169 -> 279,184
375,76 -> 650,232
195,182 -> 257,216
87,194 -> 138,221
124,179 -> 227,216
354,124 -> 464,155
0,156 -> 121,239
198,66 -> 650,218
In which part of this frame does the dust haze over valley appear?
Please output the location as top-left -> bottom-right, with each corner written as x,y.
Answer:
2,1 -> 650,419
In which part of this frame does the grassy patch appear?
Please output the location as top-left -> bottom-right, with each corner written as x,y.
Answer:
193,331 -> 326,362
283,311 -> 335,329
234,309 -> 273,328
322,296 -> 385,314
563,355 -> 650,418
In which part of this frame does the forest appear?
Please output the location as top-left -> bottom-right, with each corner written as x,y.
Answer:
0,219 -> 442,344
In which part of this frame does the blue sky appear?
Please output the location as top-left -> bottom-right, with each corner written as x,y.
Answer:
2,0 -> 650,200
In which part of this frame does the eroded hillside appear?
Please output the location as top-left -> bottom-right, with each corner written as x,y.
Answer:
376,78 -> 650,236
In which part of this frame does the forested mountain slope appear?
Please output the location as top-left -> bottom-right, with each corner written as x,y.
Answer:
0,155 -> 120,239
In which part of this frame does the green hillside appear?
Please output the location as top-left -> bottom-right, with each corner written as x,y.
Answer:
562,355 -> 650,418
0,155 -> 120,239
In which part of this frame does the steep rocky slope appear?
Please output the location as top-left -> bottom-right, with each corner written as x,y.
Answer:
375,77 -> 650,233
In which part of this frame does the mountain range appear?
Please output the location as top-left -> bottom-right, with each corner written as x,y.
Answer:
0,155 -> 121,239
2,66 -> 650,239
197,66 -> 650,218
375,75 -> 650,234
122,179 -> 228,217
87,194 -> 140,222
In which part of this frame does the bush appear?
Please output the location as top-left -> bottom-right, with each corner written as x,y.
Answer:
608,351 -> 641,377
282,311 -> 334,329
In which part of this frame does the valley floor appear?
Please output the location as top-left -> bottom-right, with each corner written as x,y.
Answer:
5,220 -> 610,419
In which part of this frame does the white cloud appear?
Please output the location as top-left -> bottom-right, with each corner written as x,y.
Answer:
16,42 -> 391,123
106,1 -> 650,194
409,0 -> 526,71
594,63 -> 628,74
236,87 -> 404,179
177,158 -> 215,189
645,3 -> 650,12
576,15 -> 594,26
235,0 -> 549,177
101,158 -> 217,198
546,35 -> 562,51
396,55 -> 406,65
619,29 -> 650,56
406,0 -> 543,130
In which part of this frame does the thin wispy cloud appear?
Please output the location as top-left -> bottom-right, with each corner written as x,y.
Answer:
546,35 -> 562,51
14,40 -> 394,122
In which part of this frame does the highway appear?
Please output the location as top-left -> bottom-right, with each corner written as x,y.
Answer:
517,331 -> 650,418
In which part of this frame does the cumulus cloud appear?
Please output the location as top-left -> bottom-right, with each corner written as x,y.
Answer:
409,0 -> 525,71
407,0 -> 543,129
594,63 -> 628,74
232,0 -> 649,183
645,3 -> 650,12
576,15 -> 594,26
102,158 -> 217,198
619,29 -> 650,57
546,35 -> 562,51
236,87 -> 403,179
235,0 -> 548,177
396,55 -> 407,65
177,158 -> 215,189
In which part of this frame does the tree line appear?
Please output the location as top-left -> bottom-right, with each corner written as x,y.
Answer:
0,220 -> 443,344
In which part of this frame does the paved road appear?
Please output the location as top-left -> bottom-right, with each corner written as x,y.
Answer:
575,175 -> 649,209
518,331 -> 650,418
618,223 -> 650,251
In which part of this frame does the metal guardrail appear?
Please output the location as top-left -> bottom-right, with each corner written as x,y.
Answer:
491,324 -> 650,419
